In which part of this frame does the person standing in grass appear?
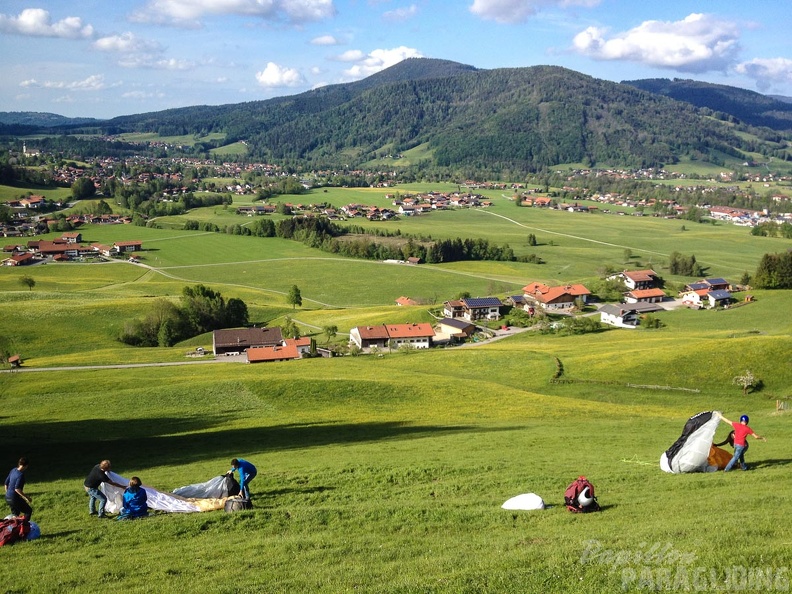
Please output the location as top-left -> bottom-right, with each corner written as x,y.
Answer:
4,457 -> 32,519
116,477 -> 148,520
227,458 -> 257,499
718,414 -> 766,471
84,460 -> 126,518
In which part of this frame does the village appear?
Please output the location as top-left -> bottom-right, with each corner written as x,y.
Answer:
202,270 -> 745,365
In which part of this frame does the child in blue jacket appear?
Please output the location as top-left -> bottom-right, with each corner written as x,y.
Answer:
117,477 -> 148,520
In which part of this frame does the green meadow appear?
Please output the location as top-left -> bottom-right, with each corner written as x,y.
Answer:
1,189 -> 791,592
116,132 -> 227,146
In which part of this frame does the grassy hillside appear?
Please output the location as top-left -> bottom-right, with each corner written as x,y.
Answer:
1,191 -> 790,592
1,332 -> 790,592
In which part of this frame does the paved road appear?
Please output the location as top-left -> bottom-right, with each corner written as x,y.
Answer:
1,356 -> 247,374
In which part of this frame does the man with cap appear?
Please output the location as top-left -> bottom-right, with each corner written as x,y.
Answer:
717,413 -> 766,471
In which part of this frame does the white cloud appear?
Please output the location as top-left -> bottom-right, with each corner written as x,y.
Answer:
93,32 -> 162,54
383,4 -> 418,22
469,0 -> 599,24
341,46 -> 424,79
131,0 -> 336,27
255,62 -> 305,87
118,55 -> 195,70
0,8 -> 94,38
735,58 -> 792,92
334,49 -> 366,62
123,90 -> 166,100
20,75 -> 107,91
311,34 -> 340,46
572,13 -> 740,73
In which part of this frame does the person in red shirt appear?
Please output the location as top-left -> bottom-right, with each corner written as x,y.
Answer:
718,413 -> 766,471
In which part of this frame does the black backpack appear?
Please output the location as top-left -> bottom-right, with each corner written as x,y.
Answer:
564,476 -> 601,513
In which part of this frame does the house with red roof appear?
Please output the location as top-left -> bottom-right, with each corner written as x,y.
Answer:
3,252 -> 34,266
246,341 -> 301,363
349,323 -> 435,350
522,282 -> 591,311
349,325 -> 391,350
395,296 -> 419,306
607,269 -> 661,290
113,240 -> 142,252
624,288 -> 666,304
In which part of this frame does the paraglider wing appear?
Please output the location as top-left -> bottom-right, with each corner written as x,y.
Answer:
172,475 -> 239,499
660,411 -> 721,473
102,471 -> 202,513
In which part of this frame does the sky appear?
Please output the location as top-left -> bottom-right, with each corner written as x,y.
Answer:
1,0 -> 791,120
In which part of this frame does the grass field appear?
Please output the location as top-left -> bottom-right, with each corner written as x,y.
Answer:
1,188 -> 791,593
0,183 -> 73,203
115,132 -> 227,146
1,329 -> 790,592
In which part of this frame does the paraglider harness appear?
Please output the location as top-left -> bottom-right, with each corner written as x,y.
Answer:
564,476 -> 601,513
0,517 -> 30,546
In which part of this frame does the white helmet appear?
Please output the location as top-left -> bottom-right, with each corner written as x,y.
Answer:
578,486 -> 594,508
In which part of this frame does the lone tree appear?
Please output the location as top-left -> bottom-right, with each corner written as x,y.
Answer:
733,370 -> 758,396
287,285 -> 302,309
281,316 -> 301,339
19,275 -> 35,291
322,324 -> 338,344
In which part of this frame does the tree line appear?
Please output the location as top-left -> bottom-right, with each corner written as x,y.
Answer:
753,251 -> 792,289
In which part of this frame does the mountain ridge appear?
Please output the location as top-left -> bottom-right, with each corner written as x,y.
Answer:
8,59 -> 792,173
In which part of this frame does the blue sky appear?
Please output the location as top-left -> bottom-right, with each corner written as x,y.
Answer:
2,0 -> 791,119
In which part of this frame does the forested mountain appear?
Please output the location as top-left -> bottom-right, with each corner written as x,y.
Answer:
0,111 -> 104,127
31,59 -> 792,173
622,78 -> 792,131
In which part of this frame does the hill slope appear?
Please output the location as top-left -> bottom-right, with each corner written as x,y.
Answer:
622,78 -> 792,131
0,111 -> 104,127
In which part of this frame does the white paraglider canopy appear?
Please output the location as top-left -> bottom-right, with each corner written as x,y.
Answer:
101,471 -> 228,513
660,411 -> 722,473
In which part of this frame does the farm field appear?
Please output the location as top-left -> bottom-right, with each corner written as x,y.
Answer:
1,186 -> 791,593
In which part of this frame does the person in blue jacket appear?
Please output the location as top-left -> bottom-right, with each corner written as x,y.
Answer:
227,458 -> 257,499
116,476 -> 148,520
4,457 -> 32,519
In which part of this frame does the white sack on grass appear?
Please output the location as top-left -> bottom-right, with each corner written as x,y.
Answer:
502,493 -> 545,510
101,471 -> 202,513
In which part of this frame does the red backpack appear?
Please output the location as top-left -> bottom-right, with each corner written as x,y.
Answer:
564,476 -> 601,513
0,517 -> 31,546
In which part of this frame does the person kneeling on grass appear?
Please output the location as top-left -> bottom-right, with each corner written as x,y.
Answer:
116,477 -> 148,520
